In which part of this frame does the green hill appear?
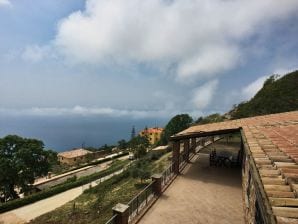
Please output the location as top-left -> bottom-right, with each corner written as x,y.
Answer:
230,70 -> 298,119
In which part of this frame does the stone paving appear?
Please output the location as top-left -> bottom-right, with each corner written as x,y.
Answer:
139,153 -> 245,224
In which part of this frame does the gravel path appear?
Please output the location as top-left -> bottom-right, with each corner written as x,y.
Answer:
139,153 -> 245,224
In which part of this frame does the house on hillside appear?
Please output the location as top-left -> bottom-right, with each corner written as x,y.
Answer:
58,148 -> 93,165
139,127 -> 163,145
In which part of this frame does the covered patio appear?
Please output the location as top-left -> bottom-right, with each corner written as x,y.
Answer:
139,152 -> 245,224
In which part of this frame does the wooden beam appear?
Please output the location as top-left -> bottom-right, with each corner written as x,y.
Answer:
170,128 -> 240,141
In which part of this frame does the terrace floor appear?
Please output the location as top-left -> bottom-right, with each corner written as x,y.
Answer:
139,153 -> 245,224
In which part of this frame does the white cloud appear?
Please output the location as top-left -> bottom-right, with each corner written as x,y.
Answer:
241,67 -> 294,100
54,0 -> 298,81
21,45 -> 54,63
0,0 -> 11,7
0,105 -> 181,119
192,80 -> 218,110
242,76 -> 267,100
273,67 -> 297,76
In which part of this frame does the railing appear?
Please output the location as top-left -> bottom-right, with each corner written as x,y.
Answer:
105,136 -> 224,224
161,163 -> 175,190
128,181 -> 155,222
105,214 -> 117,224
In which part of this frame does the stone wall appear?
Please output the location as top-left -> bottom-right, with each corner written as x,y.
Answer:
242,154 -> 258,224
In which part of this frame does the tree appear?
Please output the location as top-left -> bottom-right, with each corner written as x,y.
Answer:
159,114 -> 193,145
128,136 -> 149,159
117,139 -> 128,150
195,113 -> 224,124
0,135 -> 51,201
130,160 -> 151,183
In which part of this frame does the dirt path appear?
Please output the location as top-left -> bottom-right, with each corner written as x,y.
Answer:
0,168 -> 125,224
139,153 -> 245,224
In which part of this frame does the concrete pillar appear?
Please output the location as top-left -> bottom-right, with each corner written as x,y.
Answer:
112,203 -> 129,224
191,138 -> 196,153
151,174 -> 163,196
172,140 -> 180,174
184,139 -> 190,162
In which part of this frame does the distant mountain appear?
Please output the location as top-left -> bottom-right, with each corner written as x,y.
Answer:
230,70 -> 298,119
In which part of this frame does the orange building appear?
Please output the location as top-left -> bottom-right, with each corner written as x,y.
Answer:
139,127 -> 163,145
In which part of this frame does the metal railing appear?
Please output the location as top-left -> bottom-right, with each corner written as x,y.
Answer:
105,214 -> 117,224
161,163 -> 175,190
128,181 -> 155,222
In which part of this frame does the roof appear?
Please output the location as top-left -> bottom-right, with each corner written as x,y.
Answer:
141,127 -> 163,134
58,148 -> 92,159
152,145 -> 169,151
172,111 -> 298,222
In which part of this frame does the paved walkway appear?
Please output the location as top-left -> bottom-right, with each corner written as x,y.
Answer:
139,153 -> 245,224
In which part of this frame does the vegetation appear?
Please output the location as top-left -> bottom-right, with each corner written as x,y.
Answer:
230,71 -> 298,119
195,113 -> 225,124
158,114 -> 193,145
0,160 -> 128,213
129,160 -> 151,183
29,150 -> 171,224
128,136 -> 149,159
0,135 -> 56,202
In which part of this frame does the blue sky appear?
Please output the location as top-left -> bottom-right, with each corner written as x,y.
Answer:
0,0 -> 298,150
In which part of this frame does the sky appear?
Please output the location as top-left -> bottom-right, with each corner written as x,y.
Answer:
0,0 -> 298,151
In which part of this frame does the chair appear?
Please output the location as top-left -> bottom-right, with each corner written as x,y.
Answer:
209,149 -> 217,166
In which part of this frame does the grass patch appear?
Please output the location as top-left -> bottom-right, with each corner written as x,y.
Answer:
29,172 -> 141,224
29,151 -> 172,224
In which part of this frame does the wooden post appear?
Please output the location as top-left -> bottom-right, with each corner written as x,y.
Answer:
184,139 -> 190,162
172,140 -> 180,174
112,203 -> 129,224
191,138 -> 196,153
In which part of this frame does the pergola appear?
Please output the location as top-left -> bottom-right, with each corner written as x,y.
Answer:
170,111 -> 298,224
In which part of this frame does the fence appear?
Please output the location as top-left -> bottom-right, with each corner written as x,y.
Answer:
105,214 -> 117,224
161,163 -> 175,191
127,181 -> 155,222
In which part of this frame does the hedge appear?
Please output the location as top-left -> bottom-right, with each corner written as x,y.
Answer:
0,161 -> 128,213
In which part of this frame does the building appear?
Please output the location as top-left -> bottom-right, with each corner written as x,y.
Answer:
139,127 -> 163,145
169,111 -> 298,223
58,148 -> 93,165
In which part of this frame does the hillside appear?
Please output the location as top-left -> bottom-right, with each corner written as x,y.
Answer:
230,70 -> 298,119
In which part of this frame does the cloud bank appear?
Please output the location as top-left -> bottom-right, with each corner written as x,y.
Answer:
0,106 -> 182,119
54,0 -> 298,81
